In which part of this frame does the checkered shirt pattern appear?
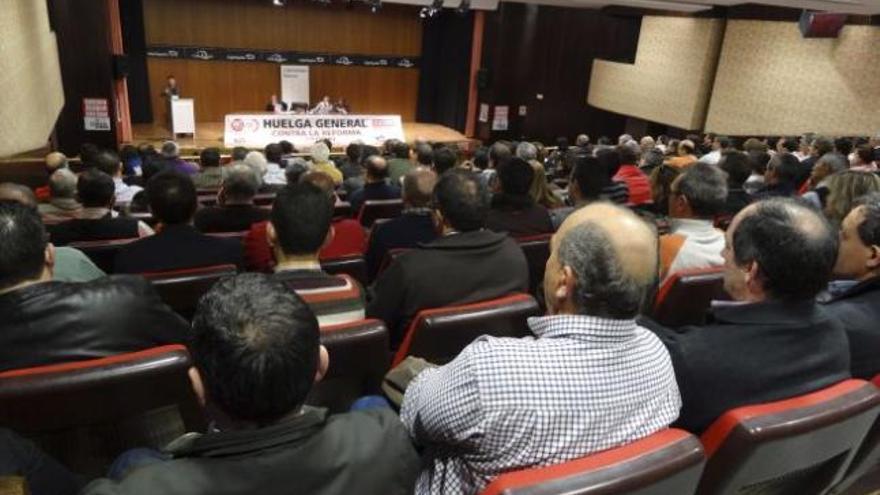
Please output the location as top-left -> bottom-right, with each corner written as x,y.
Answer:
400,314 -> 682,495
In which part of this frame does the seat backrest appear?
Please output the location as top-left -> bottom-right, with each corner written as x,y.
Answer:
306,319 -> 390,414
142,264 -> 237,320
357,199 -> 403,227
393,293 -> 541,367
376,247 -> 411,280
516,234 -> 552,299
652,267 -> 726,327
205,230 -> 249,243
334,201 -> 352,218
698,379 -> 880,495
481,429 -> 705,495
0,345 -> 206,477
826,375 -> 880,494
321,256 -> 368,287
69,237 -> 139,273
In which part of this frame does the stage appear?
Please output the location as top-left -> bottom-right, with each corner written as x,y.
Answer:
129,122 -> 474,151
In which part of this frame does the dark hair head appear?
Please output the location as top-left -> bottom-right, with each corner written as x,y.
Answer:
79,143 -> 100,168
649,165 -> 682,216
432,147 -> 458,175
855,145 -> 874,165
812,136 -> 834,156
570,155 -> 606,201
120,145 -> 139,162
856,193 -> 880,247
497,157 -> 534,196
231,147 -> 249,162
595,148 -> 622,179
748,151 -> 771,175
473,147 -> 489,169
200,147 -> 221,168
279,141 -> 295,154
732,198 -> 837,300
345,142 -> 363,162
616,143 -> 640,165
834,137 -> 853,156
77,169 -> 116,208
556,137 -> 569,151
415,144 -> 434,166
94,150 -> 121,176
0,202 -> 47,292
718,151 -> 751,187
403,168 -> 437,208
781,137 -> 799,153
264,143 -> 283,164
674,163 -> 728,217
271,182 -> 333,255
393,141 -> 410,159
146,171 -> 198,224
597,136 -> 612,146
434,169 -> 490,232
489,142 -> 512,167
716,136 -> 732,149
768,153 -> 802,187
191,273 -> 320,424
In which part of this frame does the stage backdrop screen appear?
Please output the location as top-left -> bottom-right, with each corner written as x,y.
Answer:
280,65 -> 309,106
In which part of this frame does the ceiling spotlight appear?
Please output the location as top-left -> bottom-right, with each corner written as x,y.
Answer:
456,0 -> 470,15
272,0 -> 287,5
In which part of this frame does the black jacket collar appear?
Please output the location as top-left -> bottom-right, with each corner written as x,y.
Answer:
418,229 -> 508,250
824,276 -> 880,302
710,299 -> 823,326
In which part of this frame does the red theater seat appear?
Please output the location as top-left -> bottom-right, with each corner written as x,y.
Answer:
697,379 -> 880,495
652,267 -> 727,327
0,345 -> 206,477
392,293 -> 541,367
307,319 -> 390,413
321,255 -> 368,288
357,199 -> 403,227
142,264 -> 238,320
480,429 -> 705,495
69,237 -> 139,273
516,234 -> 552,300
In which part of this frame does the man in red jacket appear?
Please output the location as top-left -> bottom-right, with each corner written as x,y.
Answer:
613,140 -> 653,207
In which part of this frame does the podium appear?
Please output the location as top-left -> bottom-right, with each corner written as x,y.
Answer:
170,98 -> 195,137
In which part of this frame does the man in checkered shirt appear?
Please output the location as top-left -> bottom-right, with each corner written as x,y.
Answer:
400,202 -> 682,495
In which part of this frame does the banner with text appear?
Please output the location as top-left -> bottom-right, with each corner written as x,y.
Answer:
224,114 -> 405,148
280,65 -> 309,105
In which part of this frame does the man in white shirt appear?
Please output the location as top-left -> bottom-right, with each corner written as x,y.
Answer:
400,202 -> 681,495
698,135 -> 732,166
310,96 -> 334,115
95,149 -> 142,206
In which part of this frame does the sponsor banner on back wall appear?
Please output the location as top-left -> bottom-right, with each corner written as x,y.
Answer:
146,45 -> 419,69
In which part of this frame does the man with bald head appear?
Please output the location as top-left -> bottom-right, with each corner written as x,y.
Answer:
400,202 -> 681,495
348,155 -> 401,215
38,169 -> 82,223
646,197 -> 850,433
365,167 -> 438,279
34,152 -> 70,202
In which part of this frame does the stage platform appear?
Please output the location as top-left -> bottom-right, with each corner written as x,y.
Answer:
130,122 -> 474,151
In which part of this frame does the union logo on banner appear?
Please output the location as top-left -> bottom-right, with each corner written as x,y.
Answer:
230,119 -> 245,132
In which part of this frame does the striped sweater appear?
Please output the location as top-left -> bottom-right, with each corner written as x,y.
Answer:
273,269 -> 365,327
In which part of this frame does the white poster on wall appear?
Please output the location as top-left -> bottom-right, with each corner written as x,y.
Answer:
280,65 -> 310,106
492,105 -> 509,131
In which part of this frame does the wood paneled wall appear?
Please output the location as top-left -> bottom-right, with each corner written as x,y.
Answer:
142,0 -> 422,123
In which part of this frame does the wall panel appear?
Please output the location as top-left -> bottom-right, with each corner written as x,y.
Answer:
142,0 -> 422,122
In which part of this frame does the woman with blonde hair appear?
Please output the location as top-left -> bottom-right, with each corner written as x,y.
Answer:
528,160 -> 563,209
825,170 -> 880,226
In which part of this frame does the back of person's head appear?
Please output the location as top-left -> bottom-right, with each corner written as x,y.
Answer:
359,145 -> 381,164
617,141 -> 640,165
618,134 -> 633,145
191,273 -> 321,424
285,158 -> 309,184
575,134 -> 590,147
45,151 -> 68,172
161,140 -> 180,159
812,136 -> 834,157
49,169 -> 78,200
403,168 -> 437,208
365,155 -> 389,181
432,147 -> 457,175
489,142 -> 512,167
473,147 -> 489,169
516,142 -> 538,161
570,155 -> 606,201
345,142 -> 363,162
231,146 -> 249,162
718,151 -> 751,187
0,202 -> 47,293
94,150 -> 121,176
310,142 -> 330,163
392,141 -> 410,160
825,170 -> 880,226
748,151 -> 771,176
434,169 -> 490,232
597,136 -> 612,146
77,169 -> 115,208
299,171 -> 337,200
767,153 -> 801,187
671,163 -> 728,218
270,182 -> 334,256
80,143 -> 100,168
415,143 -> 434,166
0,183 -> 37,208
642,148 -> 665,170
222,164 -> 259,202
780,137 -> 799,153
550,203 -> 656,319
497,157 -> 534,197
649,165 -> 682,216
834,137 -> 853,156
716,135 -> 732,150
146,171 -> 198,225
815,152 -> 849,176
730,198 -> 837,300
595,148 -> 622,179
854,145 -> 874,166
742,138 -> 767,153
556,137 -> 569,151
264,143 -> 283,164
279,141 -> 295,154
679,139 -> 696,156
200,147 -> 221,168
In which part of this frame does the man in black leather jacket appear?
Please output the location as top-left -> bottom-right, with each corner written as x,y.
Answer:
820,193 -> 880,379
0,202 -> 189,373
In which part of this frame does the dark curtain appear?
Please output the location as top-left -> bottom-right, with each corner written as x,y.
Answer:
416,10 -> 474,132
120,0 -> 153,124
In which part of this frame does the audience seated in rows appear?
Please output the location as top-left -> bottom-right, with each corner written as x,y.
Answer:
38,168 -> 82,223
192,147 -> 223,190
83,274 -> 419,495
144,141 -> 199,178
269,181 -> 365,327
34,151 -> 69,202
820,193 -> 880,379
382,140 -> 411,185
262,143 -> 288,187
551,155 -> 609,228
0,183 -> 104,282
595,149 -> 630,204
365,168 -> 438,279
349,155 -> 401,215
756,152 -> 801,198
664,139 -> 698,169
799,135 -> 834,185
48,170 -> 153,245
194,164 -> 268,233
659,163 -> 727,279
94,149 -> 143,206
802,152 -> 848,209
115,172 -> 242,273
486,157 -> 554,237
613,141 -> 652,206
644,198 -> 850,433
697,135 -> 733,166
743,150 -> 770,194
717,151 -> 753,215
432,146 -> 457,175
339,142 -> 365,182
244,172 -> 365,272
401,202 -> 680,494
0,202 -> 188,373
367,169 -> 529,347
